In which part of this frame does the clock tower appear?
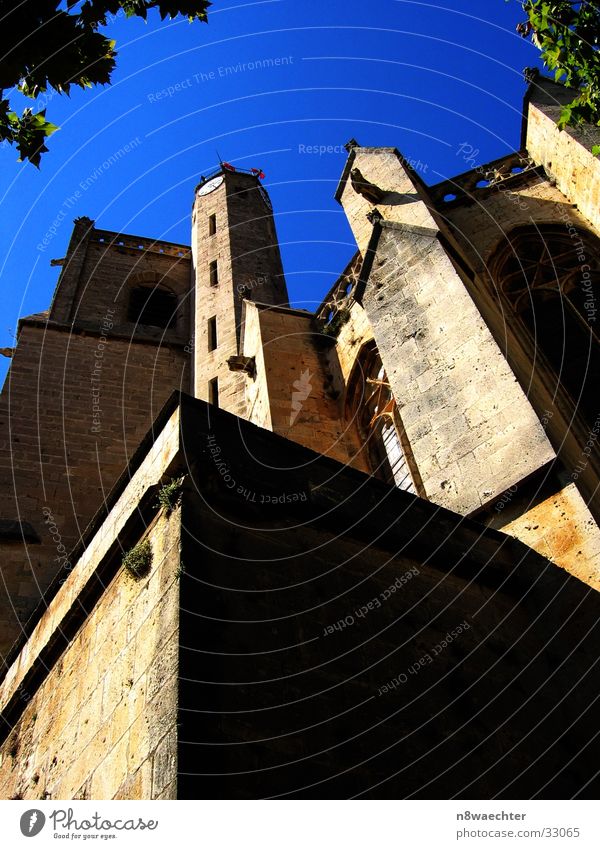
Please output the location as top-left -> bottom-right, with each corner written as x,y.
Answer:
191,166 -> 288,417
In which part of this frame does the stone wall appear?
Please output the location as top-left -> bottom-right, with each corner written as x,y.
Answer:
335,298 -> 374,386
525,77 -> 600,234
177,396 -> 600,799
335,146 -> 557,513
495,481 -> 600,590
334,141 -> 600,585
0,405 -> 183,800
441,135 -> 600,518
360,221 -> 555,514
443,167 -> 598,275
0,510 -> 180,800
49,220 -> 192,344
192,173 -> 246,414
240,301 -> 273,430
0,320 -> 188,661
57,239 -> 190,334
437,136 -> 600,573
243,302 -> 368,470
337,146 -> 436,253
1,395 -> 599,800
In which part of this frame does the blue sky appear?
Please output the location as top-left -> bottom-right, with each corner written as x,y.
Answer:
0,0 -> 544,378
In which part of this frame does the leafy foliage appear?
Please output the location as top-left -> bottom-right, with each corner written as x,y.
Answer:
0,1 -> 211,165
155,475 -> 185,513
518,2 -> 600,152
322,308 -> 351,338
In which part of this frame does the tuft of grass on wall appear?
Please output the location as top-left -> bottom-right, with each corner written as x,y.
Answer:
122,538 -> 152,579
322,308 -> 350,338
155,475 -> 185,514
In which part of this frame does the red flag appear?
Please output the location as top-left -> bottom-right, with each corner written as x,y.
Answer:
251,168 -> 265,179
222,162 -> 236,172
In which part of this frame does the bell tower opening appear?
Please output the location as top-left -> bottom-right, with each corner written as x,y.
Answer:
127,285 -> 178,329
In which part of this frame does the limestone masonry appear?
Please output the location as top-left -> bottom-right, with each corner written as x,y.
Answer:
0,74 -> 599,798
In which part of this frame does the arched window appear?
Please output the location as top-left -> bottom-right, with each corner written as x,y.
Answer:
346,342 -> 421,495
490,225 -> 600,425
128,286 -> 178,329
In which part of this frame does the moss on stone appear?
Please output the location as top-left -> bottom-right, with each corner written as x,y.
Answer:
122,538 -> 152,579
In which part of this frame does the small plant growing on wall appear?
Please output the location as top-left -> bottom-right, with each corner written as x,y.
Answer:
322,308 -> 351,338
122,539 -> 152,579
156,475 -> 185,514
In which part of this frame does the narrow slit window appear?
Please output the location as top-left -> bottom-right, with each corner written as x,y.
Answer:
208,316 -> 217,351
208,214 -> 216,236
208,377 -> 219,407
209,260 -> 219,287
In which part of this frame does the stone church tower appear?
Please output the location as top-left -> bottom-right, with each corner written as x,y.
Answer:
0,74 -> 599,800
191,167 -> 288,415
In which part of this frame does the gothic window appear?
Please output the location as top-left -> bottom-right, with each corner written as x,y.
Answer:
127,286 -> 177,329
346,341 -> 421,495
491,225 -> 600,425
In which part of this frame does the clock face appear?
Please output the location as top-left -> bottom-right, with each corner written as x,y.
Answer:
197,175 -> 224,196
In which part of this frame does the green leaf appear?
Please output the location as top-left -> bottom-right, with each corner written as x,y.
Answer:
526,1 -> 600,131
0,1 -> 211,166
